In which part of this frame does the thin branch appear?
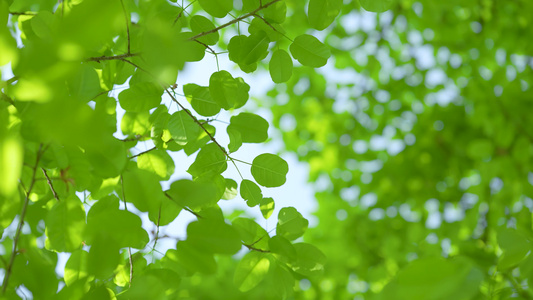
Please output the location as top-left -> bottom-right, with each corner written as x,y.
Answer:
129,147 -> 157,159
8,11 -> 36,16
119,0 -> 131,54
41,168 -> 60,201
189,0 -> 282,41
193,39 -> 216,55
165,88 -> 228,156
1,93 -> 15,105
252,13 -> 294,42
2,144 -> 45,295
86,53 -> 138,62
164,192 -> 203,219
244,244 -> 270,253
5,76 -> 18,85
151,206 -> 162,252
120,176 -> 134,287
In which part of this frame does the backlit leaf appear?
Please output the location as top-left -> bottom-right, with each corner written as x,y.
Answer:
308,0 -> 342,30
251,153 -> 289,187
290,34 -> 331,68
276,207 -> 308,241
269,49 -> 293,83
234,252 -> 271,292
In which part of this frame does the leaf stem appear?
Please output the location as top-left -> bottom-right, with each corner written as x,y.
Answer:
230,157 -> 252,166
2,144 -> 45,295
41,168 -> 60,201
120,176 -> 134,287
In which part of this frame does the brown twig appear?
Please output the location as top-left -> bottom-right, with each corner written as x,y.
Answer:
119,0 -> 131,54
41,168 -> 60,201
2,144 -> 45,294
86,53 -> 138,62
244,244 -> 270,253
164,192 -> 203,219
129,147 -> 157,159
189,0 -> 282,41
8,11 -> 36,15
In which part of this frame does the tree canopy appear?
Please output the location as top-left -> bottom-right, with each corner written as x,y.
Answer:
1,0 -> 533,299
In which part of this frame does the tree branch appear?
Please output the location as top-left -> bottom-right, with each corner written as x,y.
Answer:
8,11 -> 36,16
189,0 -> 282,41
164,192 -> 203,219
86,53 -> 138,62
41,168 -> 60,201
119,0 -> 131,54
129,146 -> 157,159
244,244 -> 270,253
2,144 -> 45,295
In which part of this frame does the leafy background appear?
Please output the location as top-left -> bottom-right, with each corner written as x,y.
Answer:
1,0 -> 533,299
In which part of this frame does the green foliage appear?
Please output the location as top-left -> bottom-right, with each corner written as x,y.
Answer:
2,0 -> 533,299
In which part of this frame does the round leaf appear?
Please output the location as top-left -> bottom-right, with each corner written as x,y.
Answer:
251,153 -> 289,187
290,34 -> 331,68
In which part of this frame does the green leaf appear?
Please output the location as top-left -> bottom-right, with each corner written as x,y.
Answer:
87,234 -> 121,279
198,0 -> 232,18
263,1 -> 286,23
119,269 -> 181,299
118,82 -> 163,112
497,228 -> 532,269
270,263 -> 295,299
121,111 -> 151,137
269,49 -> 293,83
249,17 -> 285,42
232,218 -> 270,248
242,0 -> 260,12
260,197 -> 275,219
380,257 -> 484,300
187,220 -> 242,254
183,83 -> 221,117
137,149 -> 175,180
67,65 -> 102,102
168,110 -> 201,146
85,195 -> 150,249
167,179 -> 219,210
165,242 -> 217,275
234,252 -> 271,292
227,127 -> 243,153
242,31 -> 270,65
228,35 -> 258,73
240,179 -> 263,207
308,0 -> 342,30
187,143 -> 227,178
209,71 -> 250,110
290,34 -> 331,68
64,250 -> 92,286
121,166 -> 167,214
276,207 -> 308,241
190,15 -> 219,45
222,178 -> 238,200
269,235 -> 296,261
359,0 -> 394,12
184,123 -> 216,156
227,112 -> 269,143
289,243 -> 326,277
251,153 -> 289,187
45,195 -> 86,252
